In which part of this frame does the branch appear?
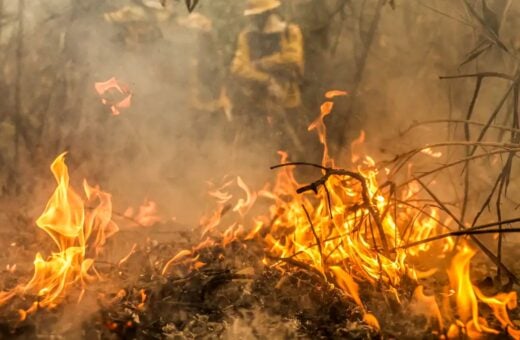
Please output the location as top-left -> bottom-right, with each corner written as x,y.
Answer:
302,204 -> 326,277
399,119 -> 520,139
414,177 -> 519,285
439,72 -> 515,81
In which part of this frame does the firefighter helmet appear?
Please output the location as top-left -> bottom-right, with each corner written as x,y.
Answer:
244,0 -> 281,16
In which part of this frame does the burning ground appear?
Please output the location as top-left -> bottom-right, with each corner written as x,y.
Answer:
2,1 -> 520,339
1,90 -> 520,339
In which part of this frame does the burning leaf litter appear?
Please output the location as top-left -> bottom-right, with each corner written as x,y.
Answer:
1,93 -> 520,339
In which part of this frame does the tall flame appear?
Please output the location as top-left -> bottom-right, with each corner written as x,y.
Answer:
0,153 -> 118,318
447,243 -> 520,338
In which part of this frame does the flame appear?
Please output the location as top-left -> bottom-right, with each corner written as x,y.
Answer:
233,176 -> 257,216
137,289 -> 147,311
325,90 -> 348,99
447,243 -> 520,338
0,153 -> 118,317
94,77 -> 132,116
308,90 -> 347,167
124,199 -> 162,227
421,147 -> 443,159
161,91 -> 519,338
118,243 -> 138,266
161,249 -> 193,275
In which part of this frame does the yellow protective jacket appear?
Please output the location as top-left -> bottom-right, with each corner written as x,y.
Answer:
231,15 -> 304,109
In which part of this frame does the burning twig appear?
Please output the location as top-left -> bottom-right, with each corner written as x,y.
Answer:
414,177 -> 519,285
398,224 -> 520,251
302,203 -> 326,277
274,162 -> 392,256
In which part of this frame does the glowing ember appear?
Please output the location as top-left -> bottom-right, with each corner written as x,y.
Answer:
0,153 -> 118,317
94,77 -> 132,116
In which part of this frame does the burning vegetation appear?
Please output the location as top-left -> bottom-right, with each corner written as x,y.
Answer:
1,90 -> 520,338
1,0 -> 520,339
0,153 -> 118,320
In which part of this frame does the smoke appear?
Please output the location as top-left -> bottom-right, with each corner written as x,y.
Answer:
1,0 -> 520,336
1,0 -> 517,223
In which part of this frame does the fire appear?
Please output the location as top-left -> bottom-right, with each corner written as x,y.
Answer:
123,199 -> 162,227
94,77 -> 132,116
421,147 -> 443,159
0,153 -> 118,317
307,90 -> 347,167
160,91 -> 520,338
447,243 -> 520,338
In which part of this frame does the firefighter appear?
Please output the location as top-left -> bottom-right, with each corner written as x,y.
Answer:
230,0 -> 305,154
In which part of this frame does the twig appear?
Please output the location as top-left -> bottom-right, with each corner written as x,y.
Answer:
270,162 -> 328,171
397,148 -> 520,189
399,119 -> 520,137
302,204 -> 326,276
470,81 -> 517,156
471,160 -> 510,228
280,215 -> 520,263
323,183 -> 334,220
461,77 -> 483,222
295,168 -> 391,256
418,2 -> 471,27
397,227 -> 520,250
387,141 -> 519,179
414,177 -> 519,284
440,72 -> 515,81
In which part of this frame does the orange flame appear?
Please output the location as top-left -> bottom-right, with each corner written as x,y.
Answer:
162,90 -> 519,337
421,147 -> 443,159
94,77 -> 132,116
447,243 -> 520,338
124,199 -> 162,227
0,153 -> 118,317
308,91 -> 348,167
